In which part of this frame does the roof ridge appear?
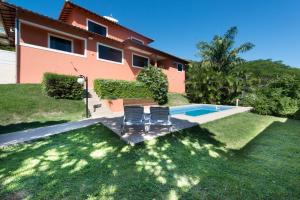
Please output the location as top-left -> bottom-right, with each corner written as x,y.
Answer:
59,1 -> 154,43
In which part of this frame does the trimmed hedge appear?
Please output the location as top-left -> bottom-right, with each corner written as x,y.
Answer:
42,73 -> 83,100
94,79 -> 152,99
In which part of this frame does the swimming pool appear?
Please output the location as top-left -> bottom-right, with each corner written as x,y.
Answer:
170,104 -> 234,117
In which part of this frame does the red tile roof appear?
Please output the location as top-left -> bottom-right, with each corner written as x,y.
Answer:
124,39 -> 188,63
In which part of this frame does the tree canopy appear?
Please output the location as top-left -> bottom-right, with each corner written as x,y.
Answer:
197,26 -> 254,74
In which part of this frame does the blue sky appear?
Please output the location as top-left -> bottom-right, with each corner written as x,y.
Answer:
8,0 -> 300,67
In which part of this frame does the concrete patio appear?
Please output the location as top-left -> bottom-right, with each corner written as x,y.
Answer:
98,113 -> 198,146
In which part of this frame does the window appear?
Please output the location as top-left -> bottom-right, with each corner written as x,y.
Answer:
132,54 -> 149,68
98,43 -> 123,63
49,35 -> 72,53
87,19 -> 107,37
131,37 -> 144,45
177,63 -> 184,72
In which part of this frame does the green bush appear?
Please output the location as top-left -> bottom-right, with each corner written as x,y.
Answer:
93,79 -> 152,99
186,62 -> 256,105
186,64 -> 223,104
242,75 -> 300,118
243,93 -> 274,115
277,97 -> 299,116
137,65 -> 168,105
42,73 -> 83,100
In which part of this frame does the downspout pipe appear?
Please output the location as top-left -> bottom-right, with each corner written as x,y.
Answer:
15,9 -> 20,83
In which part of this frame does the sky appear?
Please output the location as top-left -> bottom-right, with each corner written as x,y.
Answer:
7,0 -> 300,67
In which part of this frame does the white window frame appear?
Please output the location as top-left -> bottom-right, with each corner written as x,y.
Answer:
48,33 -> 74,53
131,36 -> 144,45
132,53 -> 149,68
176,62 -> 184,72
97,42 -> 124,64
86,18 -> 108,37
19,19 -> 87,58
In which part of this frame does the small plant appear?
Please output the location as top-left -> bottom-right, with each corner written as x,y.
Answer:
42,73 -> 83,100
137,65 -> 168,105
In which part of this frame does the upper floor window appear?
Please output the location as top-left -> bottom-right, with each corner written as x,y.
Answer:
87,19 -> 107,37
132,53 -> 149,68
48,34 -> 72,53
97,43 -> 123,64
177,63 -> 184,72
131,37 -> 144,45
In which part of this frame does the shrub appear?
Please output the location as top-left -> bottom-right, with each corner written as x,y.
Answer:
186,64 -> 223,104
242,75 -> 300,118
242,93 -> 273,115
276,97 -> 299,116
186,62 -> 255,105
42,73 -> 83,100
93,79 -> 152,99
137,65 -> 168,105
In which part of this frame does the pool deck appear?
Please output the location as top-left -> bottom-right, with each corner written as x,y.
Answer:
98,105 -> 252,145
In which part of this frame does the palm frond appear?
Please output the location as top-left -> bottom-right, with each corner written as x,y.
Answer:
233,42 -> 255,53
224,26 -> 238,41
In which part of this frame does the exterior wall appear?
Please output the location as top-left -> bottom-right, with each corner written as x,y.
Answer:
17,17 -> 185,93
66,7 -> 151,45
20,23 -> 85,55
159,59 -> 186,94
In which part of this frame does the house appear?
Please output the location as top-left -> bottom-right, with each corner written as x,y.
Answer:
0,1 -> 188,93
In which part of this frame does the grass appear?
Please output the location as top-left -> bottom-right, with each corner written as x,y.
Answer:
0,112 -> 299,199
167,93 -> 190,106
0,84 -> 84,134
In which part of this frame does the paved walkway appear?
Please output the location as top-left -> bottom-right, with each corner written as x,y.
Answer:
0,106 -> 251,147
0,118 -> 101,147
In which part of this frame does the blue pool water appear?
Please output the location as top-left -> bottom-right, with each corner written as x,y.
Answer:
170,105 -> 233,117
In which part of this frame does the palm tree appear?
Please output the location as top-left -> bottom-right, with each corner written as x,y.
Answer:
197,27 -> 254,74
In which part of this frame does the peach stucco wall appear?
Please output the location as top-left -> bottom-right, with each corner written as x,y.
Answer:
18,16 -> 185,93
66,7 -> 151,45
21,23 -> 85,55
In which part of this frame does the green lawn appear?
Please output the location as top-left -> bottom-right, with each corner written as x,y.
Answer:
0,113 -> 299,199
167,93 -> 190,106
0,84 -> 84,134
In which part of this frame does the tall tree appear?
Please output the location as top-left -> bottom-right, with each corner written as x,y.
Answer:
186,27 -> 255,104
197,27 -> 254,74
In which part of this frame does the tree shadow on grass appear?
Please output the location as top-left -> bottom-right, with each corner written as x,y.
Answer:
0,122 -> 228,199
0,118 -> 299,199
0,120 -> 69,134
